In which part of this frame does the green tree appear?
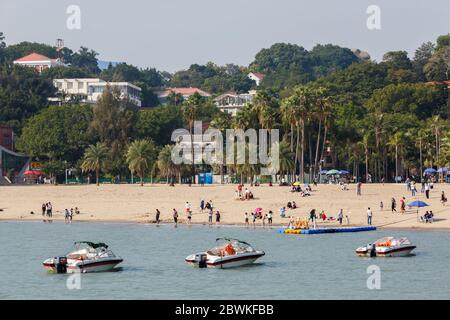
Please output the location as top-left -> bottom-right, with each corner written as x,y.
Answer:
126,139 -> 158,186
81,143 -> 110,186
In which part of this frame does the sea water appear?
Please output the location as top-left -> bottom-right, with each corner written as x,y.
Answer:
0,221 -> 449,299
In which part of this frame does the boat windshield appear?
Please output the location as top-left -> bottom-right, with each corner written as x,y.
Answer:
207,238 -> 256,256
374,237 -> 411,247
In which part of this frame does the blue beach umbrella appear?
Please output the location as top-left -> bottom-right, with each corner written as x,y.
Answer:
424,168 -> 437,175
339,170 -> 349,175
319,170 -> 328,175
407,200 -> 429,208
408,200 -> 429,220
326,169 -> 340,175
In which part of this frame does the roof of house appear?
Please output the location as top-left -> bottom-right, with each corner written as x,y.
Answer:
14,52 -> 54,63
249,72 -> 265,80
424,80 -> 450,86
158,87 -> 211,97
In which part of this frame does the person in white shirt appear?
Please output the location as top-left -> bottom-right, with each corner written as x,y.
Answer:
367,207 -> 373,225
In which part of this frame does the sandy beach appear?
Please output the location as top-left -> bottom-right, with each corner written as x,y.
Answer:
0,183 -> 449,229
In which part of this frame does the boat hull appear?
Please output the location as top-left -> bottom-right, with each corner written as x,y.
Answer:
355,246 -> 416,257
186,252 -> 265,269
43,258 -> 123,273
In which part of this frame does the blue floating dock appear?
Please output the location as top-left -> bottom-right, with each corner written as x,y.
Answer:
278,226 -> 376,235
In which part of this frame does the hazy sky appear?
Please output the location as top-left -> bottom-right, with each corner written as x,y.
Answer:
1,0 -> 449,72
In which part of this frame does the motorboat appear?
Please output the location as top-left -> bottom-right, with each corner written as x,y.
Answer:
43,241 -> 123,273
185,238 -> 265,269
356,237 -> 416,257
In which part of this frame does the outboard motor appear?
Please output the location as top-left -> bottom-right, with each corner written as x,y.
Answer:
56,256 -> 68,274
368,244 -> 376,257
198,254 -> 207,268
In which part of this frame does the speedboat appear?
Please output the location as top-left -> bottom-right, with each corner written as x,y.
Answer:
185,238 -> 265,269
43,241 -> 123,273
356,237 -> 416,257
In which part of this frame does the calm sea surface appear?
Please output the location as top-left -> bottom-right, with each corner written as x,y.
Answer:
0,221 -> 449,299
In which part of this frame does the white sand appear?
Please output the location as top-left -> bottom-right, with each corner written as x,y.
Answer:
0,183 -> 449,229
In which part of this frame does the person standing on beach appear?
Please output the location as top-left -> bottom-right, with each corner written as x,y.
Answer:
425,183 -> 430,199
380,201 -> 383,211
391,198 -> 397,213
41,203 -> 46,216
64,209 -> 70,224
244,212 -> 249,227
367,207 -> 373,225
356,182 -> 362,196
187,210 -> 192,225
411,181 -> 417,196
155,209 -> 161,224
337,209 -> 343,225
172,209 -> 178,226
200,200 -> 205,213
215,210 -> 221,225
47,202 -> 52,217
441,191 -> 447,206
267,211 -> 273,226
208,209 -> 213,226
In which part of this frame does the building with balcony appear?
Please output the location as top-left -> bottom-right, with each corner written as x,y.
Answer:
214,90 -> 256,116
51,78 -> 142,107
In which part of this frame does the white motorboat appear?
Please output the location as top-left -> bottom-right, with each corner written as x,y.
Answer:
43,242 -> 123,273
185,238 -> 265,269
356,237 -> 416,257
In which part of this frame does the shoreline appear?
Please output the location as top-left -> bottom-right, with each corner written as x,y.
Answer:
1,217 -> 450,232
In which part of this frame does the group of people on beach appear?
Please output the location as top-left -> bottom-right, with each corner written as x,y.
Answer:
244,210 -> 273,228
235,184 -> 254,200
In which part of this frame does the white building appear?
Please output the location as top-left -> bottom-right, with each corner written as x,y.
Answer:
215,90 -> 256,116
13,52 -> 64,73
247,72 -> 265,86
52,78 -> 142,107
156,87 -> 211,104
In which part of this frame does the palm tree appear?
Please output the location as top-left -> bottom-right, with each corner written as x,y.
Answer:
278,141 -> 295,180
81,143 -> 110,186
387,132 -> 403,182
126,139 -> 157,186
183,94 -> 201,183
157,145 -> 180,184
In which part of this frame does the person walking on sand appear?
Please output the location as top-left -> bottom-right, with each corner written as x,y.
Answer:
187,209 -> 192,225
64,209 -> 70,224
441,191 -> 447,206
41,203 -> 46,216
252,212 -> 257,228
411,182 -> 417,196
46,202 -> 52,217
155,209 -> 161,224
200,200 -> 205,212
425,183 -> 430,199
391,198 -> 397,213
400,197 -> 406,214
367,207 -> 373,225
267,210 -> 273,226
356,182 -> 362,196
215,210 -> 221,225
172,209 -> 178,226
380,201 -> 383,211
244,212 -> 249,227
208,208 -> 213,226
337,209 -> 344,225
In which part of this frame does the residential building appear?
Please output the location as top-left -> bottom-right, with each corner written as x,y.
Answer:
13,52 -> 64,73
51,78 -> 142,107
156,87 -> 211,104
215,90 -> 256,116
247,72 -> 265,86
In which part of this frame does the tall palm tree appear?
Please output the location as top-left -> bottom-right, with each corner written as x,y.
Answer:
183,94 -> 201,184
157,145 -> 179,184
126,139 -> 157,186
278,141 -> 295,180
387,132 -> 403,182
81,143 -> 110,186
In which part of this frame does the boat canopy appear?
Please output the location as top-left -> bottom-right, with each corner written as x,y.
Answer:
74,241 -> 109,249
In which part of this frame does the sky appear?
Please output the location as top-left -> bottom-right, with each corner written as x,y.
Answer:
1,0 -> 449,72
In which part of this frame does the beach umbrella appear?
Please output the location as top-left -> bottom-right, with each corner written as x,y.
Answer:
339,170 -> 350,175
408,200 -> 429,221
319,170 -> 328,175
24,170 -> 42,176
407,200 -> 429,208
293,182 -> 301,186
326,169 -> 339,175
255,207 -> 263,213
423,168 -> 437,175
